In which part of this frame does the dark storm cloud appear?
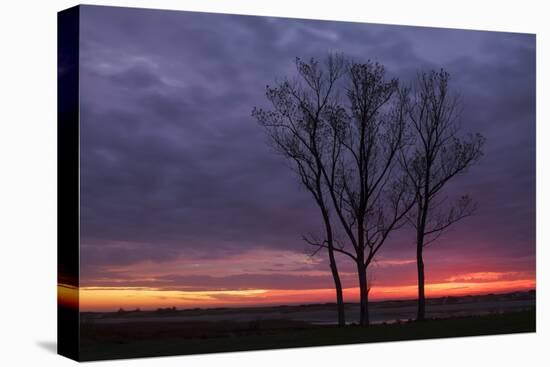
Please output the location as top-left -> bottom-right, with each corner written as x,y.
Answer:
79,6 -> 535,277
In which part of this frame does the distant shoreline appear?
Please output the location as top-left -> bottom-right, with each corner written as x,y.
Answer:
81,288 -> 536,314
80,289 -> 535,328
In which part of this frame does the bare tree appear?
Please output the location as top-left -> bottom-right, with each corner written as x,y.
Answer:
252,55 -> 347,326
401,70 -> 485,321
254,56 -> 416,327
314,60 -> 415,326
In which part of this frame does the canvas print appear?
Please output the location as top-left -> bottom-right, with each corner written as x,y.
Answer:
57,5 -> 536,361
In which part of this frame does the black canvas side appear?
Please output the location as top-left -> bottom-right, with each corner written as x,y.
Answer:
57,5 -> 80,362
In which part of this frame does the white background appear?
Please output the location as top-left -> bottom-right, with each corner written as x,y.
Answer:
0,0 -> 547,365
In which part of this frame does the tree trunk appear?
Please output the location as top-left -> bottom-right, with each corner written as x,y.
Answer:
320,204 -> 346,327
357,262 -> 369,326
416,239 -> 426,321
416,195 -> 429,322
328,246 -> 346,326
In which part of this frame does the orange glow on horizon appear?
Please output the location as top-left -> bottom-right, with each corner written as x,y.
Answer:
58,283 -> 79,309
77,277 -> 536,311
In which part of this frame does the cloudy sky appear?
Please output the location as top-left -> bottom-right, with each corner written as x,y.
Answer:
76,5 -> 535,310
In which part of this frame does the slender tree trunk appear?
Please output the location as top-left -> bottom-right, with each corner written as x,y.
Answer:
320,205 -> 346,327
416,191 -> 429,321
357,261 -> 369,327
416,233 -> 426,321
328,247 -> 345,326
364,268 -> 370,326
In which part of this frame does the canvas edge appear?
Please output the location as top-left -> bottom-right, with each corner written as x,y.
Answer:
57,4 -> 81,362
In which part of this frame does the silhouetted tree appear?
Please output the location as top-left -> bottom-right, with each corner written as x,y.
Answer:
255,56 -> 416,327
315,60 -> 415,326
400,70 -> 485,321
252,55 -> 347,326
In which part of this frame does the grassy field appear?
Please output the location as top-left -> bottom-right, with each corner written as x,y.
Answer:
79,309 -> 535,361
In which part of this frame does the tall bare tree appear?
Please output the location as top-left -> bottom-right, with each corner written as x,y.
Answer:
254,56 -> 416,327
401,70 -> 485,321
252,55 -> 347,326
315,60 -> 415,326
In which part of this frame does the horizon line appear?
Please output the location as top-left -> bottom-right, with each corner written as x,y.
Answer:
78,288 -> 536,313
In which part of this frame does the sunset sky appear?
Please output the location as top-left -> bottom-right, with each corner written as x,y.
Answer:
74,6 -> 535,311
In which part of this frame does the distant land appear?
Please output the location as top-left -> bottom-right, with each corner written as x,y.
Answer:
82,289 -> 536,324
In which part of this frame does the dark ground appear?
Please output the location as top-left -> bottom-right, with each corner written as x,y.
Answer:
79,308 -> 535,361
